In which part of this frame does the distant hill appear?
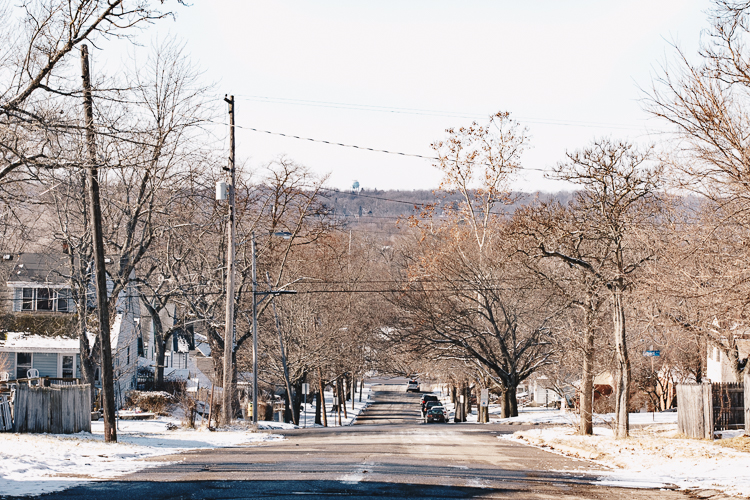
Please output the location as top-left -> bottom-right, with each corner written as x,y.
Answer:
321,189 -> 576,221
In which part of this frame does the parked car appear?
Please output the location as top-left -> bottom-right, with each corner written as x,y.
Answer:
406,380 -> 420,392
425,406 -> 446,423
420,394 -> 439,412
422,400 -> 443,416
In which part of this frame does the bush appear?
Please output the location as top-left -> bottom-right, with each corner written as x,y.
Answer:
125,390 -> 175,415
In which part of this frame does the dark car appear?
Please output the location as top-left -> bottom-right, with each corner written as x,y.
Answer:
420,394 -> 439,412
425,407 -> 446,423
422,400 -> 443,416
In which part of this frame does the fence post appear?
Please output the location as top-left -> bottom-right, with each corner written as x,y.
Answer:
745,373 -> 750,437
702,382 -> 713,440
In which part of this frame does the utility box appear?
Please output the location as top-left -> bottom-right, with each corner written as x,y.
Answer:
216,181 -> 228,201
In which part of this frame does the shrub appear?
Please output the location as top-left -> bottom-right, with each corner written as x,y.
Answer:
125,390 -> 175,415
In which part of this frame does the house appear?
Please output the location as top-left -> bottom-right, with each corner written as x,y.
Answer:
528,375 -> 562,405
0,253 -> 141,407
0,332 -> 81,380
706,337 -> 750,383
138,302 -> 190,375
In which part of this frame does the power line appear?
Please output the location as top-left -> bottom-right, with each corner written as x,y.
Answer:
206,120 -> 551,174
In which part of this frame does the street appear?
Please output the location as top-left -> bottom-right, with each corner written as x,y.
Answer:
20,390 -> 691,500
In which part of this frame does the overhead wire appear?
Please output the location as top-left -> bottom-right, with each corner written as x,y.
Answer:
206,119 -> 551,174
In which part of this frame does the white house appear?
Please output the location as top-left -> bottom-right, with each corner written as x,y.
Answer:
529,375 -> 561,405
706,338 -> 750,383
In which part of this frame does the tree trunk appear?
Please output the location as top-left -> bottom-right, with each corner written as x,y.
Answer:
293,379 -> 303,425
580,326 -> 595,435
612,288 -> 630,438
340,378 -> 348,420
154,339 -> 167,389
359,378 -> 363,402
318,370 -> 327,427
283,389 -> 291,423
501,385 -> 519,418
314,390 -> 322,425
77,308 -> 97,406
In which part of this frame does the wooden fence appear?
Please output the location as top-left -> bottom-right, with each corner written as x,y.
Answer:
12,383 -> 91,434
677,381 -> 747,439
677,383 -> 713,439
712,382 -> 744,431
0,395 -> 11,431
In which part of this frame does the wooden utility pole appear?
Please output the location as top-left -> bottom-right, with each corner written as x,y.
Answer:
222,95 -> 236,426
80,44 -> 116,443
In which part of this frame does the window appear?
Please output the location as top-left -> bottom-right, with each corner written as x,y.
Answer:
57,289 -> 71,312
21,288 -> 33,311
126,346 -> 130,365
62,355 -> 74,378
36,288 -> 52,310
16,288 -> 72,312
16,352 -> 32,380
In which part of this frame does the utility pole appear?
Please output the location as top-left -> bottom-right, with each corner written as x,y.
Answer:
251,232 -> 258,424
222,95 -> 236,426
80,44 -> 116,443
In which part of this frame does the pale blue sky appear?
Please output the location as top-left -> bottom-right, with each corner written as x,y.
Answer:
126,1 -> 712,191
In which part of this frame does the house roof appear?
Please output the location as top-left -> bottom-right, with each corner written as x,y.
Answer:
6,253 -> 72,286
0,332 -> 79,353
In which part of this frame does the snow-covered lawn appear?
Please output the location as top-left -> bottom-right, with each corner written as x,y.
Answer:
498,409 -> 750,498
0,415 -> 282,498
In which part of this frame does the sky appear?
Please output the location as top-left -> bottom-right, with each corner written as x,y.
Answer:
111,0 -> 713,192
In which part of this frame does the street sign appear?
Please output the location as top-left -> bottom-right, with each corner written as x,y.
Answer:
302,383 -> 310,394
480,389 -> 489,407
644,350 -> 661,357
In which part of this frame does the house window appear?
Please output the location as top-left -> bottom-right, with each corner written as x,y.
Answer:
126,346 -> 130,365
21,288 -> 34,311
57,289 -> 71,312
36,288 -> 52,310
62,355 -> 74,378
16,352 -> 32,379
17,288 -> 72,312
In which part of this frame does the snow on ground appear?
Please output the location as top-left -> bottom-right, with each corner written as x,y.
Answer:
0,385 -> 372,497
0,415 -> 282,497
422,388 -> 750,498
497,408 -> 750,498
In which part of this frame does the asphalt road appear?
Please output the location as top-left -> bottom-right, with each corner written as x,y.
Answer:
20,390 -> 692,500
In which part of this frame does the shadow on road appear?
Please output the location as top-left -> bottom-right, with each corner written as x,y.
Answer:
21,479 -> 567,500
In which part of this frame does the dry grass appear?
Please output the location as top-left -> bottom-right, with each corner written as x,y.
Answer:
715,435 -> 750,453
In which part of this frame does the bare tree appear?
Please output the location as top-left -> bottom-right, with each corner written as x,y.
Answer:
0,0 -> 182,182
535,139 -> 666,438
